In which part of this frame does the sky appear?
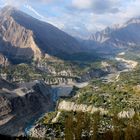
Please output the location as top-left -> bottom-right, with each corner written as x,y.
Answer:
0,0 -> 140,39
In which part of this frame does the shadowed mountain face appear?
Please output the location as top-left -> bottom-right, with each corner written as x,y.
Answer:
0,79 -> 54,136
0,6 -> 82,63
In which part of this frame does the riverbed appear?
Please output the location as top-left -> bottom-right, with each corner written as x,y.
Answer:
102,53 -> 138,83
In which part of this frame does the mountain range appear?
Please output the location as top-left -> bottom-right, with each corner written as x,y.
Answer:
89,17 -> 140,53
0,6 -> 140,63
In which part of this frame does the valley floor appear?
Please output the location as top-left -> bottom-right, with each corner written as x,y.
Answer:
27,52 -> 140,139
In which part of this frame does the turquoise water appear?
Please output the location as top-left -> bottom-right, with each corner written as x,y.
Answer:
24,113 -> 45,136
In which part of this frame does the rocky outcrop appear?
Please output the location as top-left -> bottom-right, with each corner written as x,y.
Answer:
118,109 -> 135,118
0,95 -> 12,117
0,78 -> 17,90
78,61 -> 129,82
0,79 -> 54,136
0,54 -> 9,66
101,61 -> 125,73
57,101 -> 108,115
58,101 -> 136,119
78,68 -> 107,82
29,124 -> 46,138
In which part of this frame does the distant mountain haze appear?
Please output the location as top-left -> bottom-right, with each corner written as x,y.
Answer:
90,17 -> 140,50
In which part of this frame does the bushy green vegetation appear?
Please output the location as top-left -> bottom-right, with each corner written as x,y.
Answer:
40,53 -> 140,139
123,50 -> 140,61
69,81 -> 139,114
119,65 -> 140,86
38,111 -> 140,140
0,56 -> 106,84
0,64 -> 42,82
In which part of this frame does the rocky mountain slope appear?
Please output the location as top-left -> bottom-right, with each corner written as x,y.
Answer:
0,79 -> 54,136
0,7 -> 42,63
0,6 -> 82,63
88,17 -> 140,54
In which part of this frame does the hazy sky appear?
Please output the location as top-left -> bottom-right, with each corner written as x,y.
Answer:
0,0 -> 140,38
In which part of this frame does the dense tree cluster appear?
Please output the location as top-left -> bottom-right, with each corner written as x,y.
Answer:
64,112 -> 140,140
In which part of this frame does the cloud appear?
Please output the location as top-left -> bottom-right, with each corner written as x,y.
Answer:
24,4 -> 64,29
3,0 -> 26,6
25,0 -> 140,38
25,4 -> 45,19
0,0 -> 55,7
72,0 -> 92,9
71,0 -> 120,14
91,0 -> 120,14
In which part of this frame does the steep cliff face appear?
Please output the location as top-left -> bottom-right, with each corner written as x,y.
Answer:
0,80 -> 54,136
0,7 -> 42,63
58,100 -> 108,115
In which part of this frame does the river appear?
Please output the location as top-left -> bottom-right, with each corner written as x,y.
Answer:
24,82 -> 89,136
102,53 -> 138,83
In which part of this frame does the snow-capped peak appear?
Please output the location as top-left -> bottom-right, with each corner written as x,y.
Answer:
122,17 -> 140,28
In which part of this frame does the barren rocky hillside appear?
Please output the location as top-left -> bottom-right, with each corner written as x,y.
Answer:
0,79 -> 54,136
